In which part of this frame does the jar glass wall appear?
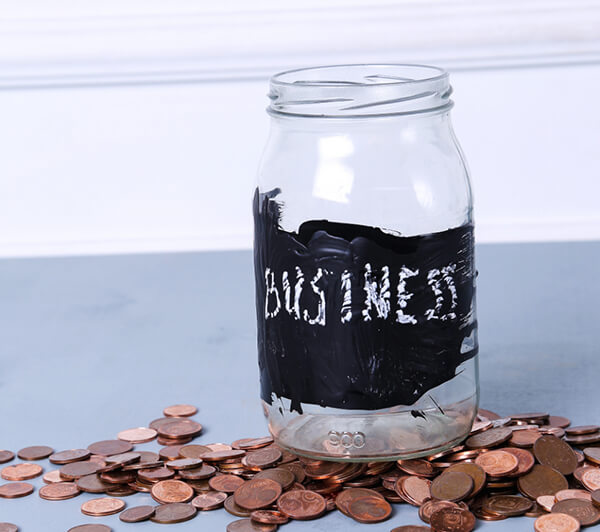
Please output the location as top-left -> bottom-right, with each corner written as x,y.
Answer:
254,65 -> 479,461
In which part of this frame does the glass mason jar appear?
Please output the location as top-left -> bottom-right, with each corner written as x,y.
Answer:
254,64 -> 478,461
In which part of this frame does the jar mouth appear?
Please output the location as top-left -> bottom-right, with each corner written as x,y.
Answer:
269,64 -> 452,118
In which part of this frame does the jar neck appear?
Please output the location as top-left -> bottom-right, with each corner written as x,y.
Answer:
269,64 -> 452,119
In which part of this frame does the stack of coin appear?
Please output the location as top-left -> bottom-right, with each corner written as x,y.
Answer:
4,404 -> 600,532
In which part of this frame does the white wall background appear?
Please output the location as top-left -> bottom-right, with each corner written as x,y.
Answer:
0,0 -> 599,257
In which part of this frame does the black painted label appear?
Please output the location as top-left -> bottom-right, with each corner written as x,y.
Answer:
254,188 -> 478,413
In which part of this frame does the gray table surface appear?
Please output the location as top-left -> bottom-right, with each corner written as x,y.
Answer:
0,241 -> 599,531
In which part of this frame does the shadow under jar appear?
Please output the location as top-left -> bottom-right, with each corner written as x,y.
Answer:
254,64 -> 479,461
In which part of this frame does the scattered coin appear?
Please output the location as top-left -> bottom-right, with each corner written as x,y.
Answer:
535,512 -> 581,531
139,466 -> 174,483
390,527 -> 433,532
43,470 -> 64,484
278,489 -> 326,520
552,499 -> 600,526
250,509 -> 289,524
347,493 -> 392,523
67,526 -> 112,532
430,471 -> 473,502
225,494 -> 252,517
555,489 -> 592,502
398,476 -> 432,506
60,461 -> 102,480
209,474 -> 245,493
49,449 -> 91,465
235,478 -> 282,510
117,428 -> 157,444
0,451 -> 15,464
483,495 -> 533,516
242,448 -> 282,470
165,458 -> 203,470
581,468 -> 600,492
475,450 -> 519,476
584,447 -> 600,466
533,435 -> 578,475
76,474 -> 113,493
254,468 -> 295,490
150,502 -> 197,524
81,497 -> 125,516
565,425 -> 600,435
192,491 -> 228,510
1,463 -> 43,481
179,444 -> 212,459
151,479 -> 195,504
156,419 -> 203,440
226,518 -> 276,532
0,524 -> 18,532
17,446 -> 53,461
87,440 -> 133,457
163,404 -> 198,417
39,482 -> 80,501
511,429 -> 543,448
430,507 -> 476,532
518,465 -> 569,499
537,495 -> 557,512
465,427 -> 512,449
0,482 -> 34,499
233,437 -> 274,450
119,505 -> 156,522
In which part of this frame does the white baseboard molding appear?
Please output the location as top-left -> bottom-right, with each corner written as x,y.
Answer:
0,219 -> 598,259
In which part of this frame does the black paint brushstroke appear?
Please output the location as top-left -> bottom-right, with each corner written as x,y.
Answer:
254,188 -> 478,414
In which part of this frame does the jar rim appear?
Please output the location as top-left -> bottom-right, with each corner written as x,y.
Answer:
268,64 -> 452,118
270,63 -> 448,88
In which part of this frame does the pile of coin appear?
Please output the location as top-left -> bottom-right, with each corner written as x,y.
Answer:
2,405 -> 600,531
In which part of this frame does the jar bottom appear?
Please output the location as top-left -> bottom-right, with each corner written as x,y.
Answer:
265,393 -> 477,462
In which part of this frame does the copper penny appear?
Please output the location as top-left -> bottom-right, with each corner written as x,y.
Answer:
553,498 -> 600,525
548,416 -> 571,429
465,427 -> 513,449
81,497 -> 126,516
278,489 -> 326,519
1,463 -> 43,481
150,502 -> 197,523
347,494 -> 392,523
76,474 -> 113,493
397,459 -> 435,477
0,451 -> 15,464
511,429 -> 543,448
419,499 -> 459,524
119,505 -> 156,522
206,443 -> 234,452
163,404 -> 198,417
234,437 -> 274,450
581,468 -> 600,491
445,463 -> 486,496
139,466 -> 174,483
335,487 -> 384,515
165,458 -> 203,470
39,482 -> 80,501
483,495 -> 533,516
226,519 -> 277,532
535,513 -> 580,532
398,476 -> 432,506
158,445 -> 185,461
234,478 -> 282,511
254,468 -> 295,490
17,446 -> 53,461
503,447 -> 535,476
67,526 -> 112,532
60,461 -> 102,480
209,474 -> 245,493
250,509 -> 289,524
475,450 -> 519,476
156,419 -> 203,439
430,471 -> 473,502
555,489 -> 592,502
202,449 -> 246,462
591,489 -> 600,508
0,524 -> 18,532
151,479 -> 194,504
43,470 -> 64,484
179,464 -> 217,481
430,507 -> 476,532
584,447 -> 600,466
0,482 -> 34,498
50,449 -> 91,465
242,448 -> 282,470
192,491 -> 228,510
518,464 -> 569,499
534,435 -> 578,475
117,427 -> 157,444
225,494 -> 252,517
87,440 -> 133,457
179,445 -> 212,459
537,495 -> 557,512
304,461 -> 347,479
566,425 -> 600,436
